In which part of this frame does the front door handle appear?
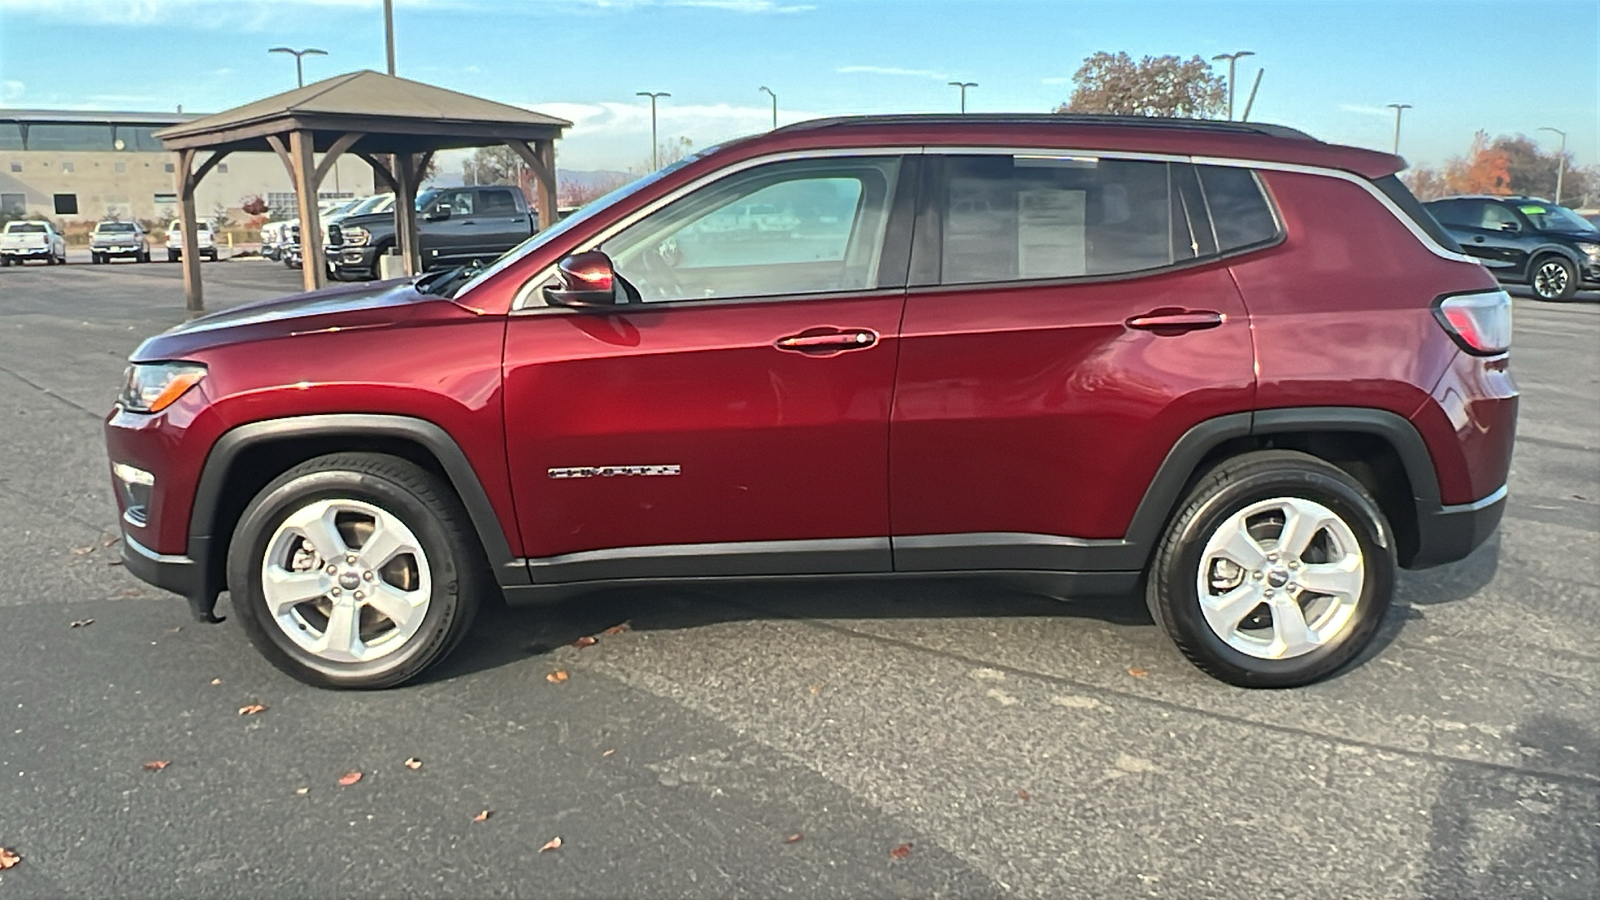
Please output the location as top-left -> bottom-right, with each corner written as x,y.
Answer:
774,328 -> 880,356
1473,236 -> 1486,243
1126,309 -> 1225,331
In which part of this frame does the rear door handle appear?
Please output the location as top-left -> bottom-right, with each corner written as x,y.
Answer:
1126,310 -> 1225,331
774,328 -> 880,355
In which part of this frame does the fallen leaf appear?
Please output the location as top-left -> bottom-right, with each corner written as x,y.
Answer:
473,810 -> 491,822
601,748 -> 615,757
101,535 -> 119,547
784,833 -> 803,843
0,847 -> 19,870
337,771 -> 363,786
71,545 -> 94,555
238,703 -> 267,716
69,618 -> 95,628
601,623 -> 630,636
403,757 -> 423,770
808,684 -> 822,695
142,760 -> 171,771
572,636 -> 598,648
107,560 -> 124,566
546,670 -> 569,683
1018,789 -> 1030,801
210,678 -> 222,686
1127,667 -> 1149,678
890,842 -> 913,859
538,836 -> 561,852
295,787 -> 309,795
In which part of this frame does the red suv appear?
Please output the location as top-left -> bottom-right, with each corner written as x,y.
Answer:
105,115 -> 1517,689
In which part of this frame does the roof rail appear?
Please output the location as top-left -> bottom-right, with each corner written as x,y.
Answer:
775,113 -> 1317,141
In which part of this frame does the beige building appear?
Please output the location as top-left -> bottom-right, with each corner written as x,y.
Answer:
0,109 -> 374,225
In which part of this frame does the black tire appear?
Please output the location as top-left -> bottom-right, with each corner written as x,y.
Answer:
167,250 -> 178,263
92,253 -> 102,264
1145,450 -> 1395,688
227,452 -> 486,689
140,250 -> 151,263
1529,254 -> 1578,301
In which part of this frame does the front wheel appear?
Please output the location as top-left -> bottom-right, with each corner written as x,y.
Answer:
1530,255 -> 1578,301
1145,450 -> 1395,688
228,453 -> 486,689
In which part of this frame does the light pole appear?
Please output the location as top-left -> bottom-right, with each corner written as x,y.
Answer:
383,0 -> 396,75
1387,103 -> 1412,155
948,81 -> 977,113
269,47 -> 327,88
759,86 -> 778,130
1211,51 -> 1254,120
1538,126 -> 1568,204
636,91 -> 671,170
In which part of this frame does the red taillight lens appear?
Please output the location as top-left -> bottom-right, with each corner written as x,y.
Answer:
1434,290 -> 1512,356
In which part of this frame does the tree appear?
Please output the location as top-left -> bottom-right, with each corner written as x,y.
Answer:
1443,131 -> 1513,196
461,145 -> 521,186
1057,51 -> 1226,119
240,195 -> 269,216
628,137 -> 695,176
1401,166 -> 1450,201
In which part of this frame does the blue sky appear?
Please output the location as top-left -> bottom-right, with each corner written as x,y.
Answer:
1,0 -> 1595,175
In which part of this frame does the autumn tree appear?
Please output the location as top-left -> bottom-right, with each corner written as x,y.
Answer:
240,195 -> 269,216
1057,51 -> 1227,119
1443,131 -> 1513,196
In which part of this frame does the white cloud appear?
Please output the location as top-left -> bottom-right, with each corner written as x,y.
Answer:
837,65 -> 950,81
1,81 -> 24,103
514,99 -> 821,170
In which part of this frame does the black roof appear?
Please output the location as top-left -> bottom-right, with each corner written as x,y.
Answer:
775,113 -> 1315,141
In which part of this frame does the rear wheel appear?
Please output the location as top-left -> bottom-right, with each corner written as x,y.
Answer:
167,250 -> 178,263
1145,450 -> 1395,688
1530,255 -> 1577,301
228,453 -> 486,689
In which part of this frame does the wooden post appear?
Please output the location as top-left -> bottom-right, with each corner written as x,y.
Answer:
288,130 -> 325,292
393,152 -> 421,276
509,139 -> 559,232
175,148 -> 204,316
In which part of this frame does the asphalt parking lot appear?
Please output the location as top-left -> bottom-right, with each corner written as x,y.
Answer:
0,259 -> 1596,899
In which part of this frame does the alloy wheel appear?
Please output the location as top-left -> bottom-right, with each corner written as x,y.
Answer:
1533,260 -> 1570,299
261,498 -> 432,664
1196,496 -> 1365,660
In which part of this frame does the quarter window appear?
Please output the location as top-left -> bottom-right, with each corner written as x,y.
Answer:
937,156 -> 1187,285
1196,165 -> 1277,251
600,156 -> 902,303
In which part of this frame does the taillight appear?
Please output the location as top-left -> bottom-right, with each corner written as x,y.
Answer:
1433,290 -> 1512,356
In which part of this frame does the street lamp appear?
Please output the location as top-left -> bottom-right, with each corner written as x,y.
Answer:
759,86 -> 777,130
636,91 -> 671,170
1538,126 -> 1568,204
948,81 -> 977,113
268,47 -> 327,89
1210,51 -> 1255,120
1387,103 -> 1412,155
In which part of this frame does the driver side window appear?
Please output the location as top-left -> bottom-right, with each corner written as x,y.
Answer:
601,156 -> 902,303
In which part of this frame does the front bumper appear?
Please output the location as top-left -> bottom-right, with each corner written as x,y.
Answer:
1409,484 -> 1507,568
335,245 -> 381,274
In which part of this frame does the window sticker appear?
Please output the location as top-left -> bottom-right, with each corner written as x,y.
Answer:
1519,205 -> 1546,215
1017,189 -> 1086,279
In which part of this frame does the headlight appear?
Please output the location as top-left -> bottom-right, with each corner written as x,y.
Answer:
1582,244 -> 1600,264
119,362 -> 206,413
343,226 -> 371,246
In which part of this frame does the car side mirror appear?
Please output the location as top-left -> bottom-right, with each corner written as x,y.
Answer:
544,250 -> 624,308
426,203 -> 452,222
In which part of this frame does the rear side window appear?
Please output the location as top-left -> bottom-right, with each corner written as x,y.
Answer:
1196,165 -> 1277,251
938,156 -> 1186,284
481,189 -> 518,213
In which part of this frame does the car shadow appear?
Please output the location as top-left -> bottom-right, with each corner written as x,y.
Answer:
421,576 -> 1153,685
1348,530 -> 1503,671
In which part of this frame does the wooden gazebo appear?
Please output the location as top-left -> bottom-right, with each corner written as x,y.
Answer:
155,70 -> 571,313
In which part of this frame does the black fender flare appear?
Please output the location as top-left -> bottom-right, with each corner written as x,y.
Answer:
188,414 -> 524,593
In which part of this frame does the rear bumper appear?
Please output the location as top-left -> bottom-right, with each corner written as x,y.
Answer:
93,246 -> 144,256
1409,484 -> 1506,568
1,247 -> 52,257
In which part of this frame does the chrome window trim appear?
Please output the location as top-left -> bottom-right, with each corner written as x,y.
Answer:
1190,155 -> 1480,264
503,144 -> 1478,311
509,145 -> 926,312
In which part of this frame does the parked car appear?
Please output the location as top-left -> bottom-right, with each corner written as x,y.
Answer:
260,221 -> 286,261
90,220 -> 151,264
0,219 -> 67,266
105,114 -> 1517,691
167,220 -> 218,262
1424,195 -> 1600,300
329,185 -> 536,281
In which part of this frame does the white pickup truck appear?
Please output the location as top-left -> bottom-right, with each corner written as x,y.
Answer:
0,220 -> 68,267
166,220 -> 218,262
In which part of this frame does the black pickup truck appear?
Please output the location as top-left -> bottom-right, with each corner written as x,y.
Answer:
328,185 -> 536,280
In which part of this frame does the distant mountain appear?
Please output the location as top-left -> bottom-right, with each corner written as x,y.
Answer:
559,169 -> 635,191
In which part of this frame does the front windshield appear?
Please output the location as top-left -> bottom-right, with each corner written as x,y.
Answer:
348,194 -> 393,216
96,222 -> 136,233
415,189 -> 439,212
1516,202 -> 1597,233
449,148 -> 718,300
